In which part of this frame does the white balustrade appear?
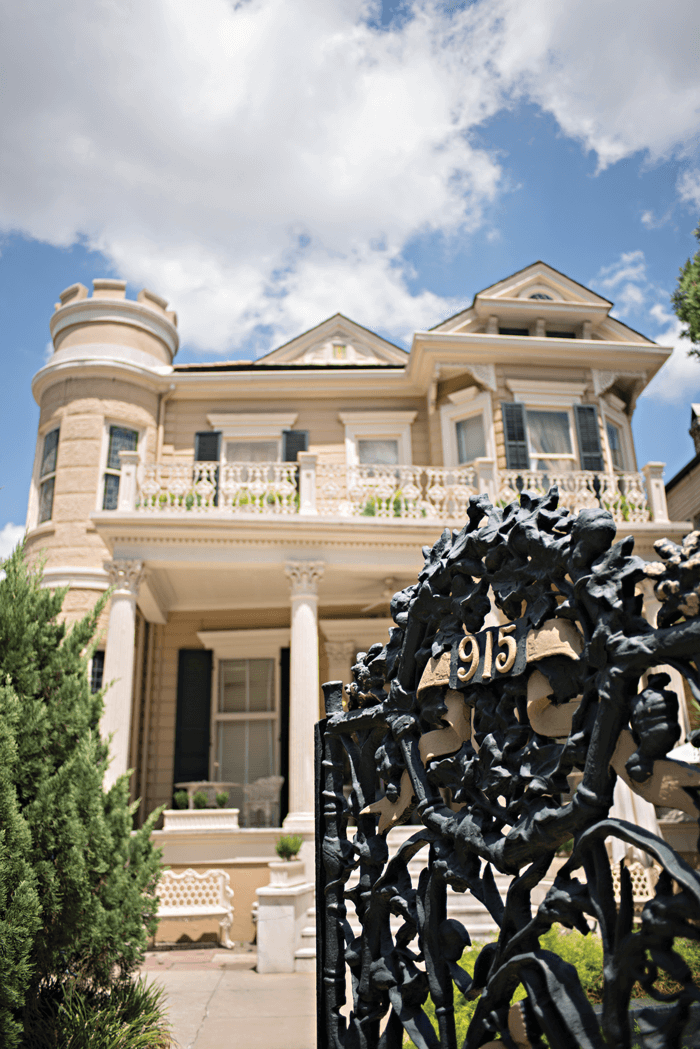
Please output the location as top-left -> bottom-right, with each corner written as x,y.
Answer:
137,461 -> 298,514
499,469 -> 650,523
129,459 -> 659,524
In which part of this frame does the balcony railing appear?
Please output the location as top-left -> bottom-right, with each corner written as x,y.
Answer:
114,452 -> 669,524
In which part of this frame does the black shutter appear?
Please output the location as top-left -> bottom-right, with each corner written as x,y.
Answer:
279,647 -> 290,823
283,430 -> 309,461
501,402 -> 530,470
574,405 -> 604,472
194,431 -> 221,461
173,649 -> 212,786
194,431 -> 220,506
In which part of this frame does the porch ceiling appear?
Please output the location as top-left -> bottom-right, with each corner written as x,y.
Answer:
139,562 -> 420,616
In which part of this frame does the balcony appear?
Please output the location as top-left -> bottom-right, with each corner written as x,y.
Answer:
114,452 -> 670,525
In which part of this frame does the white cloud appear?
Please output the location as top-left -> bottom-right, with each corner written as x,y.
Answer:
642,305 -> 700,404
590,250 -> 700,402
591,251 -> 652,316
0,523 -> 24,560
678,169 -> 700,212
0,0 -> 699,351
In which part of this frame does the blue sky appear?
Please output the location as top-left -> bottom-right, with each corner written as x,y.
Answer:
1,0 -> 699,553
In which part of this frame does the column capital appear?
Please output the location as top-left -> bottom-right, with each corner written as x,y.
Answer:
325,640 -> 356,663
104,558 -> 145,596
285,560 -> 324,598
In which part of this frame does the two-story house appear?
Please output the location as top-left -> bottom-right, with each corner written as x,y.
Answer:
24,261 -> 690,939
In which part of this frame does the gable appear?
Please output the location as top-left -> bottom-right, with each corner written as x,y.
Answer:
256,313 -> 408,366
431,261 -> 614,334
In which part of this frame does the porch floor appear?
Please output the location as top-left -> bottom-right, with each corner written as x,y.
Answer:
141,948 -> 315,1049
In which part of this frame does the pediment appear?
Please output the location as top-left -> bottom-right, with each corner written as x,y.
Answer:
477,261 -> 612,305
432,262 -> 615,334
256,314 -> 408,366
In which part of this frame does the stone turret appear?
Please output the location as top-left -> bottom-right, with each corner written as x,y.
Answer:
48,278 -> 179,369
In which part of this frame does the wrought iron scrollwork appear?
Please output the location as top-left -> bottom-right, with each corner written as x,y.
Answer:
315,488 -> 700,1049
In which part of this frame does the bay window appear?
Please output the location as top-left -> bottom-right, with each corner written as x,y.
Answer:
440,388 -> 494,468
455,414 -> 487,465
525,410 -> 574,472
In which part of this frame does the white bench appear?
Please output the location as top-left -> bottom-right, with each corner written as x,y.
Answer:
158,868 -> 234,948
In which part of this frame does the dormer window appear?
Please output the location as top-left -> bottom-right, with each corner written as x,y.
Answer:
529,293 -> 553,300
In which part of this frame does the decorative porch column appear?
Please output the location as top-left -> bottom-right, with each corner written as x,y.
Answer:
283,560 -> 325,834
102,559 -> 144,789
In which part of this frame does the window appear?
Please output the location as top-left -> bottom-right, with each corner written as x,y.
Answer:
530,293 -> 553,300
501,398 -> 604,474
38,428 -> 59,523
456,415 -> 486,464
103,425 -> 138,510
215,658 -> 278,820
499,327 -> 529,336
440,388 -> 494,468
546,330 -> 576,339
358,439 -> 399,465
526,410 -> 573,471
606,421 -> 624,471
90,650 -> 105,693
339,411 -> 416,467
225,440 -> 279,462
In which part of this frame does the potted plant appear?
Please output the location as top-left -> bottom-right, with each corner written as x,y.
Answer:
275,834 -> 303,861
267,834 -> 306,886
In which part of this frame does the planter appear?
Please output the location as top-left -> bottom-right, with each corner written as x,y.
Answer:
268,858 -> 306,887
162,808 -> 240,832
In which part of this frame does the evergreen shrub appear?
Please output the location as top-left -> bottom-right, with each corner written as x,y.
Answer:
0,546 -> 164,1044
172,790 -> 189,810
192,790 -> 209,809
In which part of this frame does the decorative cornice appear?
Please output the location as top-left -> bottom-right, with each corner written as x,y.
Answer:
104,558 -> 145,595
285,560 -> 325,598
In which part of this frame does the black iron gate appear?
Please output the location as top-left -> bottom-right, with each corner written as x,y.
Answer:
315,489 -> 700,1049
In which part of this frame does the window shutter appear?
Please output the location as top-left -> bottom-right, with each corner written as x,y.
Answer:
194,431 -> 221,461
574,405 -> 604,472
282,430 -> 308,461
501,402 -> 530,470
173,650 -> 212,785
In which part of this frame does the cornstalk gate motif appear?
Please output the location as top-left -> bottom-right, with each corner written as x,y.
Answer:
315,488 -> 700,1049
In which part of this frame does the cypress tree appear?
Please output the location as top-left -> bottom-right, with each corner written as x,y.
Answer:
0,544 -> 162,1029
0,683 -> 41,1048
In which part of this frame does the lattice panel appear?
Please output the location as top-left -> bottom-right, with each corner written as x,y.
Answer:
159,869 -> 230,909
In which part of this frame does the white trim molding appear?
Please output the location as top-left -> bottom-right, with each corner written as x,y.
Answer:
206,413 -> 298,439
338,411 -> 417,466
506,379 -> 588,407
41,565 -> 110,591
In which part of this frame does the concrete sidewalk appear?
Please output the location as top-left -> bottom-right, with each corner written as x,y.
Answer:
141,949 -> 316,1049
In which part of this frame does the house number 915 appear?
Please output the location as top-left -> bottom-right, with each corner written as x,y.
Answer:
457,624 -> 518,683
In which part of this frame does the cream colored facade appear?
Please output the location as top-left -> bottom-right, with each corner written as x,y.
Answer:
26,262 -> 691,851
